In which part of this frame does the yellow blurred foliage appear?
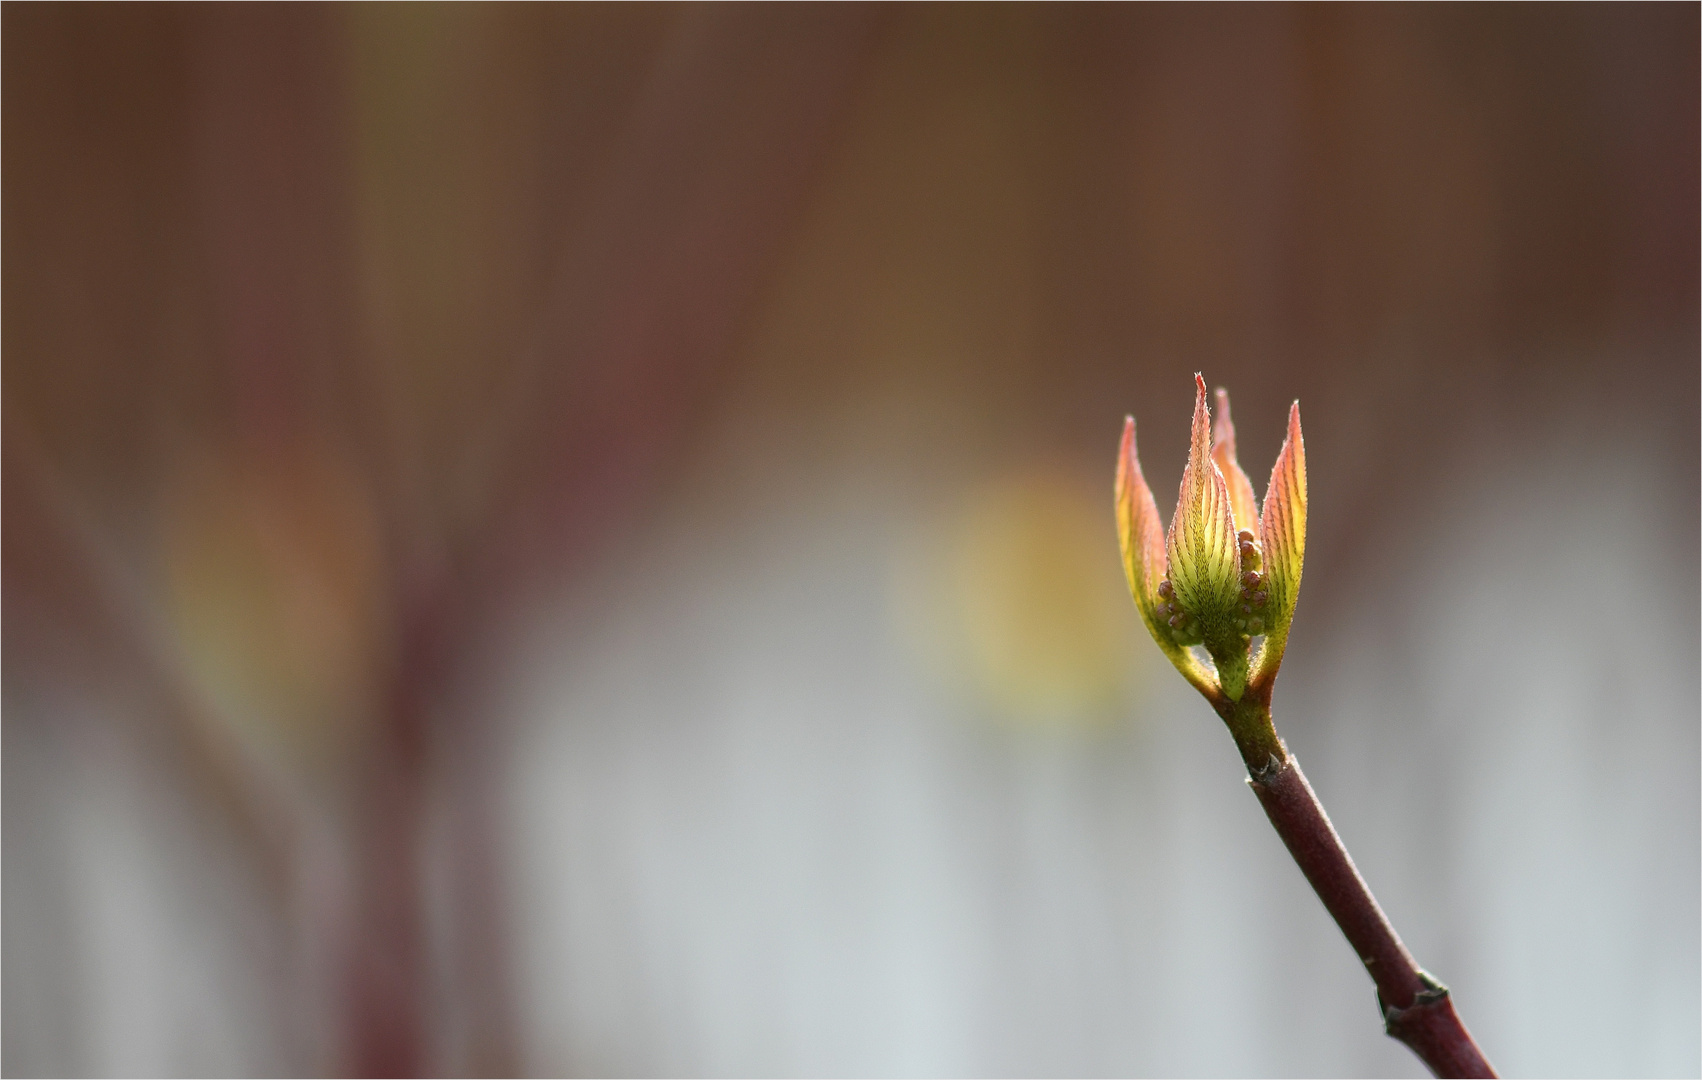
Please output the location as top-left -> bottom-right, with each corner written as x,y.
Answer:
159,441 -> 388,774
900,467 -> 1143,730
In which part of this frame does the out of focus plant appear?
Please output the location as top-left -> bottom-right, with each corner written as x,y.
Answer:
1115,376 -> 1496,1079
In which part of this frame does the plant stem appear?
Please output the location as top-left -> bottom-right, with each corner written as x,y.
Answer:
1215,699 -> 1496,1078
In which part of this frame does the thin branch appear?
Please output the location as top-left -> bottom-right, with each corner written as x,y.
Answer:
1237,725 -> 1496,1078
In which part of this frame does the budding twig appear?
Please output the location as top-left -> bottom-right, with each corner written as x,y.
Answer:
1116,379 -> 1497,1077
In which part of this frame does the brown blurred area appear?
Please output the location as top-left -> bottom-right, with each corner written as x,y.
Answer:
4,5 -> 1696,1077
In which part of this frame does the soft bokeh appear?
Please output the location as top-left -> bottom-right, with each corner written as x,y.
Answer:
5,6 -> 1696,1077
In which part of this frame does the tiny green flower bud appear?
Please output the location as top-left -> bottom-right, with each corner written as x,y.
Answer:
1117,376 -> 1306,702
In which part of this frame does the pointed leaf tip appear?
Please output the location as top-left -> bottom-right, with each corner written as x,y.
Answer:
1210,386 -> 1260,538
1211,388 -> 1236,455
1114,417 -> 1138,511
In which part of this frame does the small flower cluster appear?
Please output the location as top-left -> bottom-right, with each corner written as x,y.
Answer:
1154,528 -> 1271,644
1233,531 -> 1269,635
1115,375 -> 1306,702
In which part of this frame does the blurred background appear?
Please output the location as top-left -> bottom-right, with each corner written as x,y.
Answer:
4,4 -> 1697,1077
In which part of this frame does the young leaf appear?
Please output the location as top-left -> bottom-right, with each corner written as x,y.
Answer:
1211,387 -> 1261,539
1253,401 -> 1307,687
1166,375 -> 1242,623
1118,415 -> 1218,698
1115,416 -> 1166,624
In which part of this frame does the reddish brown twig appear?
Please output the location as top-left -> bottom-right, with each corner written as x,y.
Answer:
1249,756 -> 1495,1077
1223,692 -> 1496,1078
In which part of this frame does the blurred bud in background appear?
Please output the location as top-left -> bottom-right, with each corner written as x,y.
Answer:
161,440 -> 388,782
897,467 -> 1142,731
